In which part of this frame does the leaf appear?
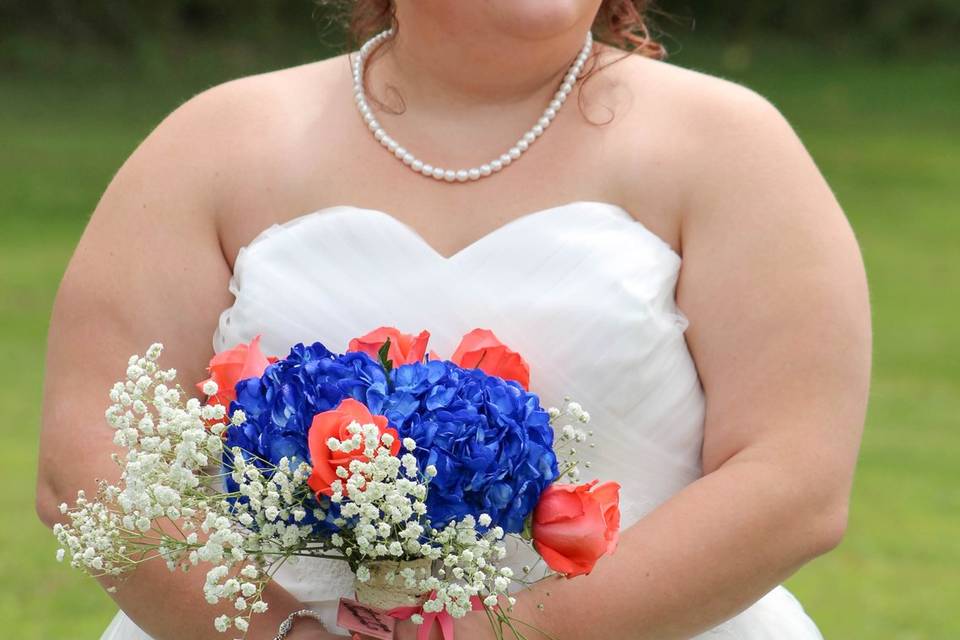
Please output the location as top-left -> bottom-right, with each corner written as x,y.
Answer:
377,337 -> 395,393
521,514 -> 534,541
377,337 -> 394,374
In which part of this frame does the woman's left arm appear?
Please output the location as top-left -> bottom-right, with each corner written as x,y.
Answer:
443,80 -> 872,640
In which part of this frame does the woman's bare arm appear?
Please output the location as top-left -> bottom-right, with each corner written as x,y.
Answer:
433,79 -> 871,640
35,80 -> 332,640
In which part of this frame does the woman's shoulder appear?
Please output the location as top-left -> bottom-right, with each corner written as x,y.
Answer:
605,46 -> 798,156
593,46 -> 810,240
606,46 -> 818,215
157,53 -> 347,156
135,53 -> 350,228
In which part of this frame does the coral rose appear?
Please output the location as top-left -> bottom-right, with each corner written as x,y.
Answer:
306,398 -> 400,498
196,334 -> 274,408
348,326 -> 430,366
450,328 -> 530,389
531,480 -> 621,578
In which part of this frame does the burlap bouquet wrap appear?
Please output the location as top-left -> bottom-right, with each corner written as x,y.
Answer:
354,558 -> 433,611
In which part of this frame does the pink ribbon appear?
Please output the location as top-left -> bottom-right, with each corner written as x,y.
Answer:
386,592 -> 484,640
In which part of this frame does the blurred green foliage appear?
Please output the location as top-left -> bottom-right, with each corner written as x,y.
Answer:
0,0 -> 323,42
665,0 -> 960,51
0,0 -> 324,47
1,0 -> 959,65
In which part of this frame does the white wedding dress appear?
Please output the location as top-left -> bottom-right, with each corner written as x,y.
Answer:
102,201 -> 823,639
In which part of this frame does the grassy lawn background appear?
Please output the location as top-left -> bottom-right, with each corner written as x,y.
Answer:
1,32 -> 957,638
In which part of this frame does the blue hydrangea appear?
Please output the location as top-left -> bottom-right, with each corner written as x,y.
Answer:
385,360 -> 558,533
224,342 -> 558,534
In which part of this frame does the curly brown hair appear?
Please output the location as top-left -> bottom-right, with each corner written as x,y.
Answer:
329,0 -> 665,59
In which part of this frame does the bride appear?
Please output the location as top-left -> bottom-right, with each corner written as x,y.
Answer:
35,1 -> 871,639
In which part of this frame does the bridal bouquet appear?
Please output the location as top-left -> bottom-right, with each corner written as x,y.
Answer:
54,327 -> 620,639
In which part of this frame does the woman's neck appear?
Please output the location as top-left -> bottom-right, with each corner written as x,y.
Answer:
369,12 -> 594,113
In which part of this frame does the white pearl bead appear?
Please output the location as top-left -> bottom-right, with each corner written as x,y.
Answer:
532,124 -> 544,136
500,154 -> 512,166
368,120 -> 379,131
561,82 -> 573,94
380,135 -> 392,147
491,160 -> 503,172
516,140 -> 528,152
538,117 -> 550,128
549,99 -> 561,111
480,164 -> 492,176
456,170 -> 469,182
468,168 -> 481,180
508,147 -> 522,159
394,146 -> 405,157
412,159 -> 423,172
431,167 -> 445,179
555,92 -> 567,104
443,170 -> 457,182
544,107 -> 557,120
387,140 -> 399,152
523,132 -> 536,144
402,152 -> 415,165
374,128 -> 386,141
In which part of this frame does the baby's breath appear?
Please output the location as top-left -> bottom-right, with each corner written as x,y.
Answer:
54,344 -> 593,639
548,397 -> 594,481
54,344 -> 318,635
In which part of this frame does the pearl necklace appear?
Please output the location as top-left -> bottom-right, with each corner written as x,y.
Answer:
352,29 -> 594,183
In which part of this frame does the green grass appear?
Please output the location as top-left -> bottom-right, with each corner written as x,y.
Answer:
1,34 -> 958,638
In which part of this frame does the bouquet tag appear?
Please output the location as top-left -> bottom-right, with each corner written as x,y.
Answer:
337,597 -> 397,640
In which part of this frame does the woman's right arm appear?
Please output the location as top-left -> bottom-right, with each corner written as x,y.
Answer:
35,80 -> 334,640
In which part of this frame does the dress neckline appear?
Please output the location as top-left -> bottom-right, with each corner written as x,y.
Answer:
234,200 -> 681,265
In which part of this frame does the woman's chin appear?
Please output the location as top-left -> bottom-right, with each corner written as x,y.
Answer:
486,0 -> 600,41
404,0 -> 599,43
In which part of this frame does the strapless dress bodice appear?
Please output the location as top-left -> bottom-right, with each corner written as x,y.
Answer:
102,200 -> 823,639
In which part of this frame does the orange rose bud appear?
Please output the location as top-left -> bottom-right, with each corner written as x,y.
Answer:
307,398 -> 400,498
450,328 -> 530,389
348,326 -> 430,366
196,334 -> 274,410
531,480 -> 621,578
